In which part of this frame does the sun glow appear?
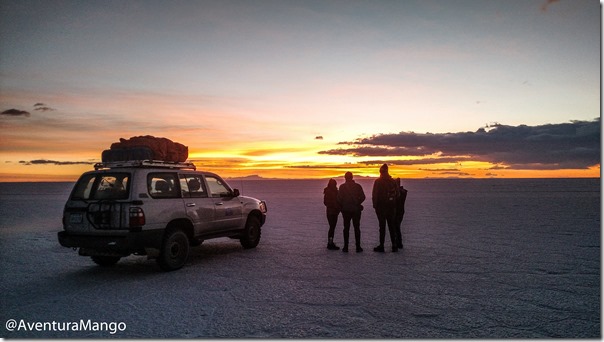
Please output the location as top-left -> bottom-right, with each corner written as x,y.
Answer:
0,149 -> 599,182
1,108 -> 600,182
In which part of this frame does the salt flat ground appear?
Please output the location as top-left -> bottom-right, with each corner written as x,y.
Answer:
0,179 -> 600,338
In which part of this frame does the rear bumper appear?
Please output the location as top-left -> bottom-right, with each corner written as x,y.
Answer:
57,230 -> 164,255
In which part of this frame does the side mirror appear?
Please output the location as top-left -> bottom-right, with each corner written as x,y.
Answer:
232,189 -> 240,197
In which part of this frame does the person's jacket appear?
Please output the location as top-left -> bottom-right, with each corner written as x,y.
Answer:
337,180 -> 366,213
372,175 -> 399,210
323,186 -> 340,213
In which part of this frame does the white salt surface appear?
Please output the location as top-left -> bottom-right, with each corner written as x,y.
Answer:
0,179 -> 600,338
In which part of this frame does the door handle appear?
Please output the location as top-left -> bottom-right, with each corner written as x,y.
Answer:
215,202 -> 223,206
186,203 -> 196,207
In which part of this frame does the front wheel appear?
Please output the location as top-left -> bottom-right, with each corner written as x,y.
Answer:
157,229 -> 190,271
240,216 -> 261,249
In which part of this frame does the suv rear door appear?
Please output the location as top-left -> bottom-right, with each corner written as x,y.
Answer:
143,172 -> 187,231
179,173 -> 215,234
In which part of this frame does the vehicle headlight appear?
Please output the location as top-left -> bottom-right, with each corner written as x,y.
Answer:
259,200 -> 267,213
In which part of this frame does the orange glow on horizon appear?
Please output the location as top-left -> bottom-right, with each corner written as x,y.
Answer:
0,139 -> 600,182
0,157 -> 599,182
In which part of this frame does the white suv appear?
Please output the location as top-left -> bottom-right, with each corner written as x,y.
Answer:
58,161 -> 267,271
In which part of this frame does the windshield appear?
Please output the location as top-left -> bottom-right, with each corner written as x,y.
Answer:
71,173 -> 130,200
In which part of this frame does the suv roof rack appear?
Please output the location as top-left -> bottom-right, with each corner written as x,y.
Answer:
94,160 -> 196,170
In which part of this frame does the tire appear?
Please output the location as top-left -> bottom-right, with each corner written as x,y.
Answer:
157,229 -> 190,271
240,216 -> 261,249
91,256 -> 120,266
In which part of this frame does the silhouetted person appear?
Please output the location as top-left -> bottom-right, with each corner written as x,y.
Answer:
323,178 -> 341,250
372,164 -> 400,252
394,178 -> 408,249
337,171 -> 366,253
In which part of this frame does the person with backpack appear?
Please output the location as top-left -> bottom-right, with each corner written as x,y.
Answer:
337,172 -> 366,253
372,164 -> 400,252
323,178 -> 341,250
394,178 -> 408,249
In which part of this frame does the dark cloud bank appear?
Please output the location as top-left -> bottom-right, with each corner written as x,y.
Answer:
19,160 -> 93,166
320,119 -> 600,170
1,103 -> 55,117
1,109 -> 31,117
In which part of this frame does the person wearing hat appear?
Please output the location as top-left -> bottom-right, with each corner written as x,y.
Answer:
337,171 -> 366,253
372,163 -> 400,252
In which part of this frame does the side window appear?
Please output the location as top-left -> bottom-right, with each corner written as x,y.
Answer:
180,174 -> 208,198
148,173 -> 180,199
205,175 -> 231,198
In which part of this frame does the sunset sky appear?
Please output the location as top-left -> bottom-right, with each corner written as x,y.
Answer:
0,0 -> 600,181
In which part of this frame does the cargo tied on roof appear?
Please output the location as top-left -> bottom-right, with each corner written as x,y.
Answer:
101,135 -> 188,163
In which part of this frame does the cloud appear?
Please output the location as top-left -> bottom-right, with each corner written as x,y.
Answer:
320,118 -> 600,170
0,103 -> 55,117
320,146 -> 437,157
436,171 -> 471,177
357,157 -> 474,166
419,168 -> 461,172
34,106 -> 55,112
285,164 -> 365,170
34,103 -> 56,112
1,109 -> 31,117
19,159 -> 94,166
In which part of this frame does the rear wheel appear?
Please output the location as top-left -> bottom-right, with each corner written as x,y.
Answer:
240,216 -> 261,249
157,229 -> 190,271
91,256 -> 120,266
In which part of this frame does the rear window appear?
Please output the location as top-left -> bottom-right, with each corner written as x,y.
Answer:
71,173 -> 130,200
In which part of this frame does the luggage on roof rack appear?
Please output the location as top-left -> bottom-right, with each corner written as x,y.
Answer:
94,160 -> 196,170
102,136 -> 188,163
102,147 -> 154,163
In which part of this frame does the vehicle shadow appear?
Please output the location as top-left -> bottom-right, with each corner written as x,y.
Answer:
67,238 -> 251,276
